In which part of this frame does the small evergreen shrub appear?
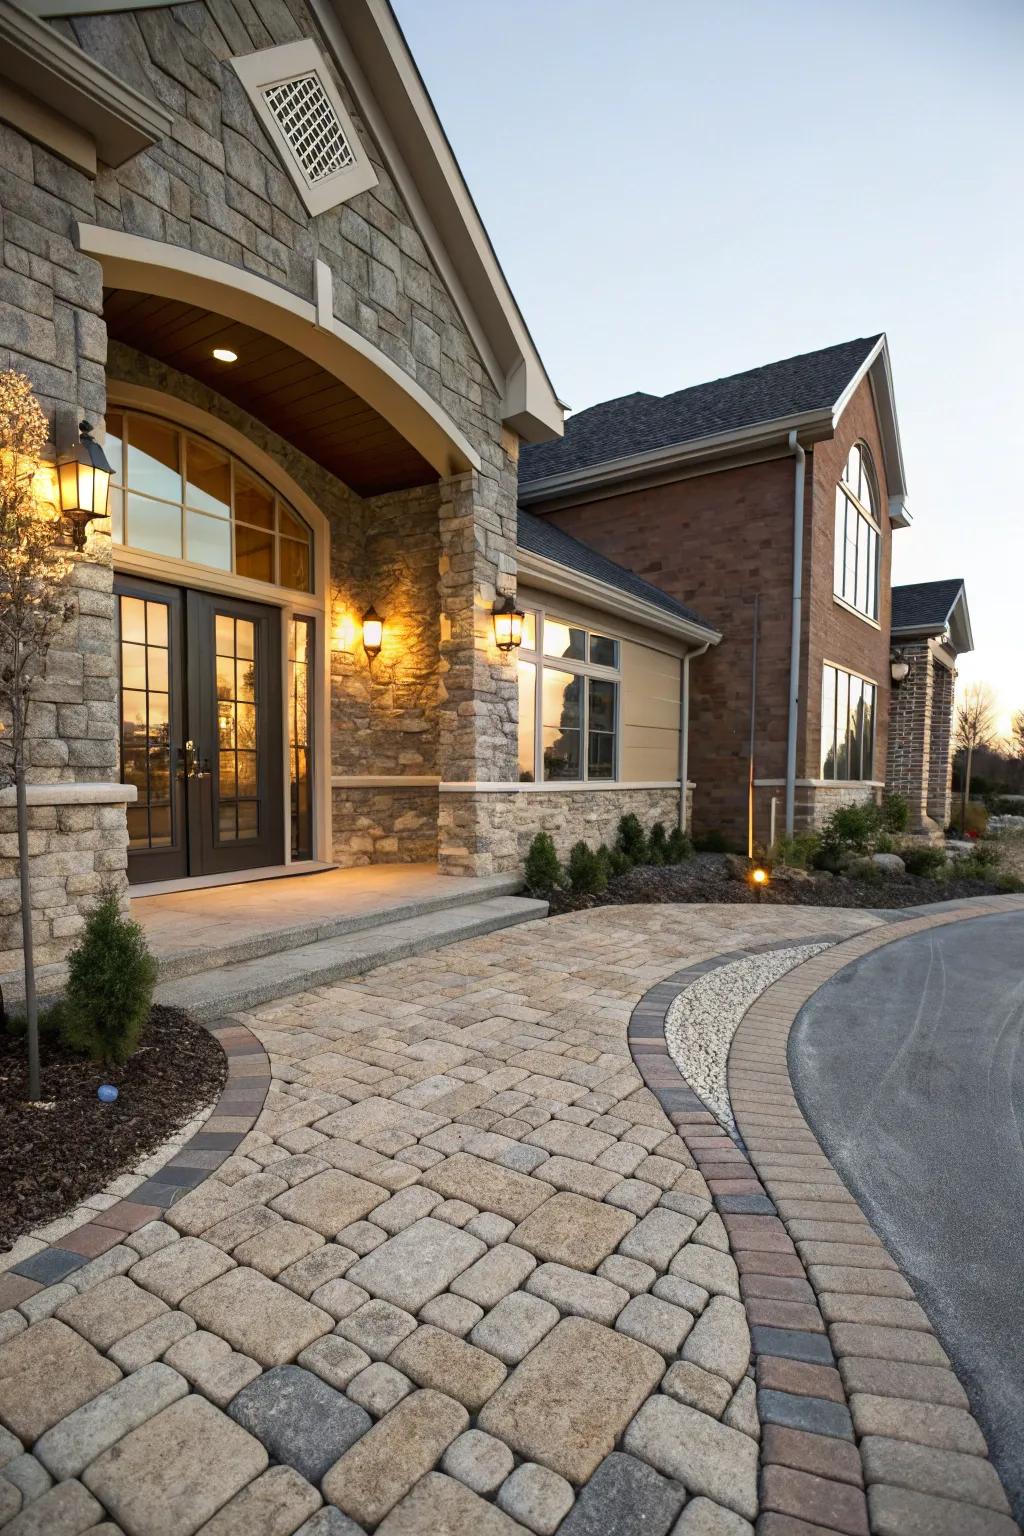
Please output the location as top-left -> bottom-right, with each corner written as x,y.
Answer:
615,813 -> 648,865
647,822 -> 668,865
665,826 -> 693,864
881,792 -> 910,833
567,840 -> 607,895
4,1000 -> 65,1045
607,848 -> 632,878
524,831 -> 563,896
820,802 -> 882,856
595,844 -> 613,880
59,892 -> 157,1067
771,830 -> 822,870
899,844 -> 947,879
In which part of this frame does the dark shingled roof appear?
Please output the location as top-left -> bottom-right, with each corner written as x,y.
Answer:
517,509 -> 716,634
891,579 -> 966,632
520,336 -> 882,485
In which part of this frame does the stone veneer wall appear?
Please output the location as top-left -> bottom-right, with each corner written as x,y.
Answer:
331,786 -> 439,867
440,786 -> 689,876
926,656 -> 955,828
885,637 -> 956,832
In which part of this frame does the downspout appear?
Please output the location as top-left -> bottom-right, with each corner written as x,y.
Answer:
784,429 -> 806,837
679,641 -> 711,831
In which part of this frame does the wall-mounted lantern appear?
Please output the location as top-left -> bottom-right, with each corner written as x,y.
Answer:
492,594 -> 525,652
361,605 -> 384,659
890,649 -> 911,686
57,421 -> 113,551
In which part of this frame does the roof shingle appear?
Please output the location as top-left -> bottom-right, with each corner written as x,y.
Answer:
519,336 -> 882,486
891,579 -> 966,633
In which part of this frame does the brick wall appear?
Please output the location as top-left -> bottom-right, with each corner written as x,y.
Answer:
884,636 -> 956,832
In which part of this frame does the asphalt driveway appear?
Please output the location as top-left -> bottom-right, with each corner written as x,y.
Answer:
790,910 -> 1024,1521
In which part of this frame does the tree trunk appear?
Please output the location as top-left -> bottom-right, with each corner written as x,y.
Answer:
15,766 -> 40,1102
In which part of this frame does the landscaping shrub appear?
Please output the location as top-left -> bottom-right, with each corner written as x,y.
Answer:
524,831 -> 563,896
770,830 -> 822,870
693,829 -> 732,853
59,892 -> 157,1067
820,802 -> 882,856
994,871 -> 1024,893
607,848 -> 632,878
951,801 -> 990,838
567,840 -> 607,895
899,844 -> 947,878
958,841 -> 1001,879
4,1000 -> 65,1045
665,826 -> 693,864
615,813 -> 648,865
647,822 -> 668,865
881,793 -> 910,833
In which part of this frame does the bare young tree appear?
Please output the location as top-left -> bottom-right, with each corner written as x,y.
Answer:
953,681 -> 998,834
0,371 -> 74,1102
1011,709 -> 1024,765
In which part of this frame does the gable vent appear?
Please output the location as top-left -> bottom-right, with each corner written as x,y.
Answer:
262,73 -> 355,185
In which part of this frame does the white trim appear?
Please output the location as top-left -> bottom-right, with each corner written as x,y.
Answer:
821,657 -> 880,688
79,226 -> 479,480
754,779 -> 885,789
231,40 -> 378,217
516,549 -> 720,647
438,781 -> 686,794
332,775 -> 439,788
833,594 -> 881,631
0,781 -> 137,807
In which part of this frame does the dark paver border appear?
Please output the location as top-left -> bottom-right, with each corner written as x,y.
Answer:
0,1017 -> 271,1308
628,896 -> 1024,1536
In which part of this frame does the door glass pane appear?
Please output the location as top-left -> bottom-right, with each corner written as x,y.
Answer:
236,802 -> 259,837
127,495 -> 182,558
214,612 -> 259,844
186,509 -> 232,570
119,592 -> 175,854
120,596 -> 146,645
542,669 -> 581,780
235,621 -> 254,660
543,620 -> 586,661
126,418 -> 181,502
121,642 -> 147,689
215,614 -> 234,655
186,439 -> 230,517
146,601 -> 168,646
289,617 -> 314,860
517,660 -> 536,782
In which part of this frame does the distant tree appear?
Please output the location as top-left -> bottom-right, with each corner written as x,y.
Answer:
1012,710 -> 1024,765
0,371 -> 73,1102
953,683 -> 998,833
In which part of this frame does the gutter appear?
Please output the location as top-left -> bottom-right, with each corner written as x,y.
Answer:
784,430 -> 806,838
515,548 -> 721,649
679,642 -> 711,830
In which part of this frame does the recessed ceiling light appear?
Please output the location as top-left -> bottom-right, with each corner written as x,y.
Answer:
212,347 -> 238,363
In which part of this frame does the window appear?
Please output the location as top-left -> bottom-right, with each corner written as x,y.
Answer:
289,617 -> 314,860
834,443 -> 880,620
106,412 -> 313,593
517,609 -> 620,782
821,664 -> 876,780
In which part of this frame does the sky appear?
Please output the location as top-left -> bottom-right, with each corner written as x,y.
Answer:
396,0 -> 1024,737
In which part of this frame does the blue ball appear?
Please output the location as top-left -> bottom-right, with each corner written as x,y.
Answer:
97,1083 -> 119,1104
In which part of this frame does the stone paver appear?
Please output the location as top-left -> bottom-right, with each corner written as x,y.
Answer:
33,1363 -> 187,1479
7,902 -> 1016,1536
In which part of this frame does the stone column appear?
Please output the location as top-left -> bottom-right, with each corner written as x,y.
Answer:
436,443 -> 520,875
926,655 -> 956,829
885,640 -> 934,830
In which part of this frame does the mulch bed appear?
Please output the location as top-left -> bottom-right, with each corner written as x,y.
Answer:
0,1005 -> 226,1252
547,852 -> 1015,915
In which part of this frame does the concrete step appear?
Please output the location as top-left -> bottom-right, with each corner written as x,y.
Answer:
154,894 -> 548,1020
148,872 -> 526,982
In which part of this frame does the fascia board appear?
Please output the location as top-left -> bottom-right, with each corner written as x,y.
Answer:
0,0 -> 171,164
516,548 -> 721,648
518,408 -> 834,505
831,334 -> 910,514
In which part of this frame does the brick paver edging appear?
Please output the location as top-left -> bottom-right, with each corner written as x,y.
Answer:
0,1019 -> 272,1310
628,895 -> 1024,1536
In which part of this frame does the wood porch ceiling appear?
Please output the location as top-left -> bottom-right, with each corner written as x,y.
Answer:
103,288 -> 437,499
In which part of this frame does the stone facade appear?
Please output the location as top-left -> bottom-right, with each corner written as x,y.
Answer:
331,785 -> 439,867
885,638 -> 956,832
439,786 -> 690,875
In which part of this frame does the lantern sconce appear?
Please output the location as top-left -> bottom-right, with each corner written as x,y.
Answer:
492,594 -> 525,653
361,605 -> 384,660
57,420 -> 113,552
890,649 -> 911,687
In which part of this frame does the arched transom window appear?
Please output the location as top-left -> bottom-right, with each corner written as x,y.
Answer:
833,442 -> 879,621
105,411 -> 313,593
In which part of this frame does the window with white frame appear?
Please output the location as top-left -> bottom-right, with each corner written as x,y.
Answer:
834,443 -> 880,620
821,663 -> 876,780
517,609 -> 620,782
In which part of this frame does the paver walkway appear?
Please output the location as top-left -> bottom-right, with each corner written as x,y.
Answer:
0,899 -> 1013,1536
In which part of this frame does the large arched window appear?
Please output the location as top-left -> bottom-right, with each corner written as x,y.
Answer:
105,411 -> 313,593
833,442 -> 879,620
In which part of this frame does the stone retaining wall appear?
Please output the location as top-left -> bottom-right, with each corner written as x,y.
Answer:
331,784 -> 438,866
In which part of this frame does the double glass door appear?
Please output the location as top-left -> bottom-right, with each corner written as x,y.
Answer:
117,576 -> 284,884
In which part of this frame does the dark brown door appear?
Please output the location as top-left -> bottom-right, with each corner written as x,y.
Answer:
185,590 -> 284,876
116,579 -> 284,883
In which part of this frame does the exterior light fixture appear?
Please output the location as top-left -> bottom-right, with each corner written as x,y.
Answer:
749,864 -> 769,902
492,594 -> 525,652
212,348 -> 238,363
57,420 -> 113,551
890,650 -> 911,686
361,605 -> 383,658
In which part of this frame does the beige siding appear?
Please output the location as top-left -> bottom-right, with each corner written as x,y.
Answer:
621,641 -> 681,782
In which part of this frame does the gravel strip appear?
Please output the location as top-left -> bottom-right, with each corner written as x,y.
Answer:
665,944 -> 830,1133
